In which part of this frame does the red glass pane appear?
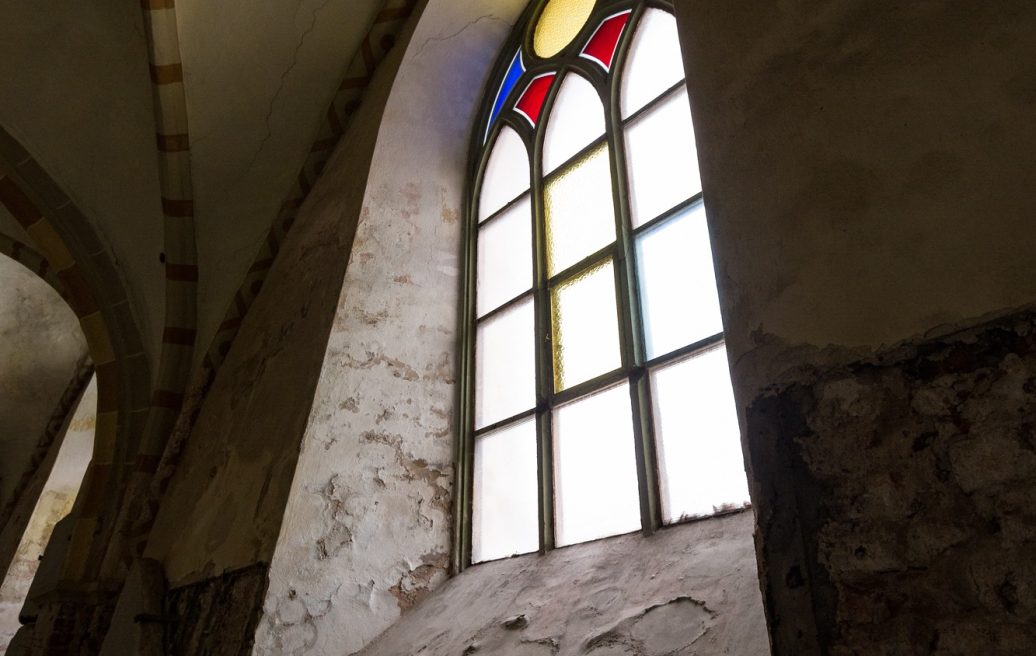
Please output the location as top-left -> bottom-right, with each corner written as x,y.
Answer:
580,10 -> 632,72
515,73 -> 556,127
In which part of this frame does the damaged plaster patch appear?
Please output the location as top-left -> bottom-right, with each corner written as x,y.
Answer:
745,309 -> 1036,654
354,513 -> 768,656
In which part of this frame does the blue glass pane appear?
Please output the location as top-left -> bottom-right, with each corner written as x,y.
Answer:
486,50 -> 526,142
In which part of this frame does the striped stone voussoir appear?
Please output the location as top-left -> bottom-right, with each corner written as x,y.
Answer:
0,231 -> 65,296
204,0 -> 419,372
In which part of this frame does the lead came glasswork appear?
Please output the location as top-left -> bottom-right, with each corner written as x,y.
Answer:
463,0 -> 750,567
580,10 -> 632,72
551,260 -> 621,391
635,203 -> 723,359
544,143 -> 615,275
515,73 -> 557,127
475,299 -> 536,428
620,9 -> 686,117
625,88 -> 702,227
477,196 -> 533,317
486,50 -> 526,142
533,0 -> 596,58
651,346 -> 751,523
472,418 -> 540,562
479,126 -> 530,222
542,73 -> 605,173
554,383 -> 642,546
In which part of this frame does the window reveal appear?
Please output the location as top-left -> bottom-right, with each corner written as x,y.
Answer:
460,0 -> 750,567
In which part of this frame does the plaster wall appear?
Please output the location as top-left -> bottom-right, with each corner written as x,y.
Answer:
0,0 -> 164,367
142,0 -> 412,593
675,0 -> 1036,389
0,375 -> 95,653
672,1 -> 1036,652
0,254 -> 87,513
252,1 -> 525,653
356,512 -> 767,656
177,0 -> 385,360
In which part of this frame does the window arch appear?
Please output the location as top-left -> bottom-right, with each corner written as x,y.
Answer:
459,0 -> 749,566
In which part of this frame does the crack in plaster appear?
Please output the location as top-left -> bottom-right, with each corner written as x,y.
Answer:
245,0 -> 335,172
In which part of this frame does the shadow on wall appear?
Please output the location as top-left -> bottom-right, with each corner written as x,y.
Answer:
0,375 -> 96,652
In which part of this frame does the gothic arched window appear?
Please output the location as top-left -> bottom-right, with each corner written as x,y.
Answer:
459,0 -> 750,566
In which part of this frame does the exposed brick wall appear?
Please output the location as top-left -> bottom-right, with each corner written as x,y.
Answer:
747,310 -> 1036,655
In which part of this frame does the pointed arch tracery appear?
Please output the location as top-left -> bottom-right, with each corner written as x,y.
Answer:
458,0 -> 751,567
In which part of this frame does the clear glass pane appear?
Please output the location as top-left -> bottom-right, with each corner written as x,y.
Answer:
543,73 -> 605,174
472,418 -> 540,562
636,204 -> 723,358
652,345 -> 750,523
475,299 -> 535,428
533,0 -> 596,58
625,88 -> 702,227
477,197 -> 532,316
551,260 -> 621,391
479,126 -> 530,222
554,383 -> 641,546
621,8 -> 685,118
545,144 -> 615,275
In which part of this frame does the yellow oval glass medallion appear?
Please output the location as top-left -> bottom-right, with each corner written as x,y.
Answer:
533,0 -> 596,58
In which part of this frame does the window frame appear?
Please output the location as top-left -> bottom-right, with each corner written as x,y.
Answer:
455,0 -> 729,571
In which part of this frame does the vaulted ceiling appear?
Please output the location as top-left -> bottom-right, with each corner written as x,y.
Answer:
0,0 -> 387,373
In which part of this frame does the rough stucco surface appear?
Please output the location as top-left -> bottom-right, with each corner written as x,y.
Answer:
142,0 -> 408,593
0,254 -> 87,515
671,3 -> 1036,653
0,0 -> 164,363
0,376 -> 95,653
253,2 -> 524,654
177,0 -> 384,359
674,0 -> 1036,388
746,311 -> 1036,655
356,513 -> 768,656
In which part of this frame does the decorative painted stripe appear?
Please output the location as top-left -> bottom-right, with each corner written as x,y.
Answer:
165,263 -> 199,281
157,133 -> 190,152
151,390 -> 185,410
150,63 -> 184,85
162,327 -> 197,345
160,197 -> 194,216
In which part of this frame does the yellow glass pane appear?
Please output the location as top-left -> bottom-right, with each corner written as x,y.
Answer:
534,0 -> 596,58
551,259 -> 621,391
544,144 -> 615,276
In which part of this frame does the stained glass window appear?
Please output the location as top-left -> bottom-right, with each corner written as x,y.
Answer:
462,0 -> 750,566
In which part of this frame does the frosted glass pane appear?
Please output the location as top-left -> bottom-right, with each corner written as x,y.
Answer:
472,418 -> 539,562
543,74 -> 605,173
551,260 -> 621,391
554,383 -> 641,546
480,126 -> 530,222
621,9 -> 685,117
476,299 -> 535,428
477,197 -> 532,316
534,0 -> 596,58
545,144 -> 615,275
636,204 -> 723,358
652,346 -> 750,523
625,88 -> 702,227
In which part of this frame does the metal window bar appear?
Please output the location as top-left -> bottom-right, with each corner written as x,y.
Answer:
458,0 -> 719,572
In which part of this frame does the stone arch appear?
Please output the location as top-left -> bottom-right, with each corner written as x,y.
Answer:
0,126 -> 151,589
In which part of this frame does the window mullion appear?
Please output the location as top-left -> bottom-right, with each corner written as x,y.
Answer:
531,80 -> 557,553
606,2 -> 662,536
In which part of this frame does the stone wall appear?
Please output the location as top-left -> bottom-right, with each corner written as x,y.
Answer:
747,311 -> 1036,655
673,1 -> 1036,653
